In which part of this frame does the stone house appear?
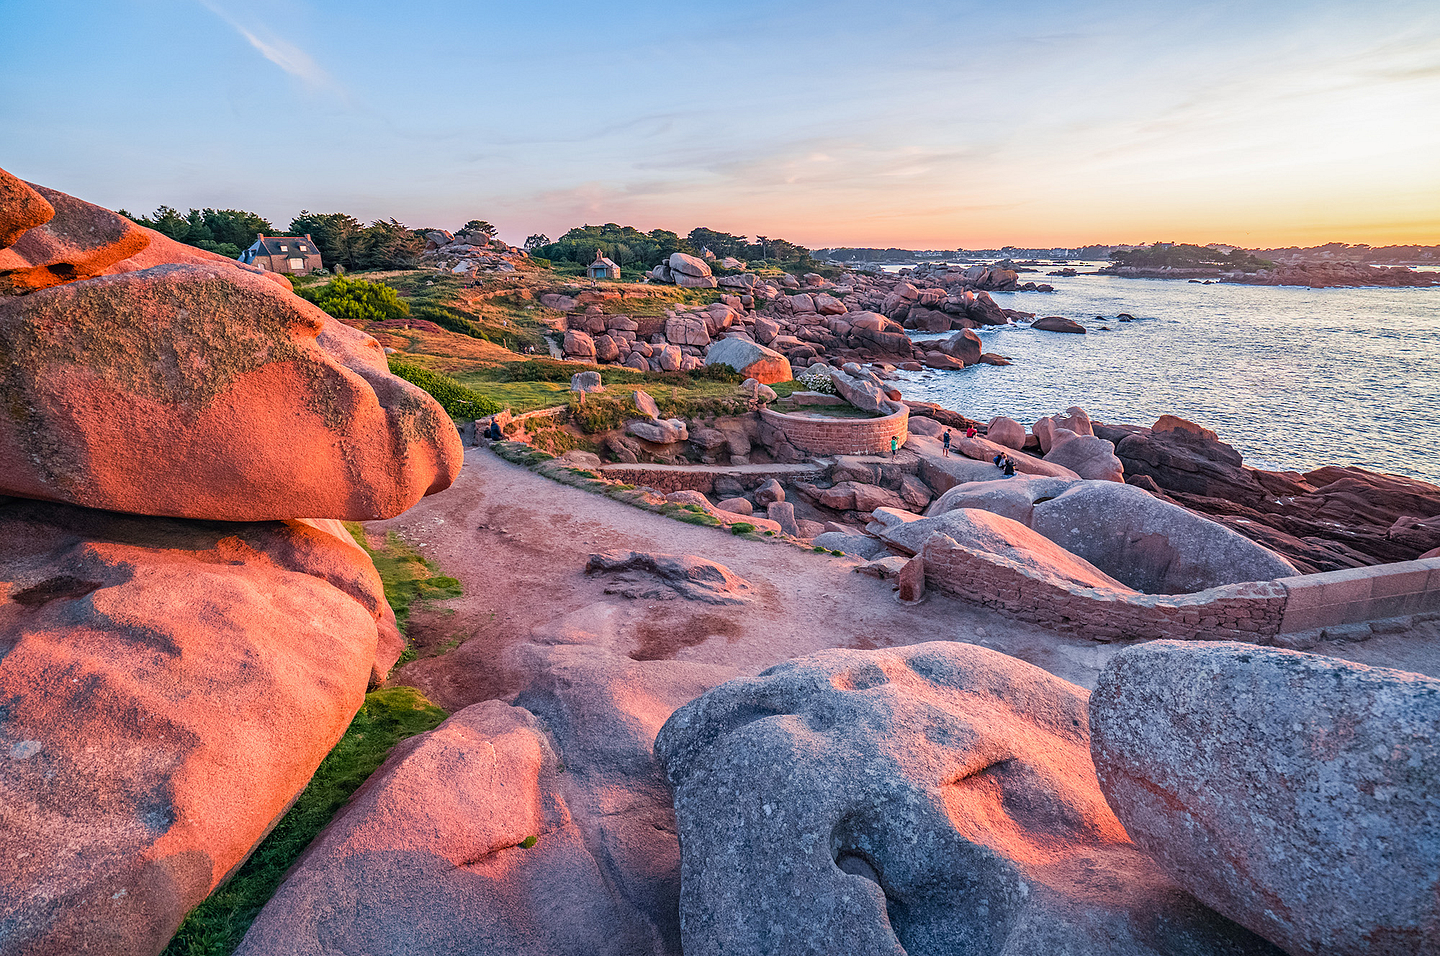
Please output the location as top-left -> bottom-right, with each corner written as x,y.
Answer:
587,251 -> 620,280
239,234 -> 324,274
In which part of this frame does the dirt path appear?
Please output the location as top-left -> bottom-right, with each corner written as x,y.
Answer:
371,446 -> 1440,714
367,446 -> 1125,711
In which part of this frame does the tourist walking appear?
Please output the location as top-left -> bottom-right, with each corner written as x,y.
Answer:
891,435 -> 899,457
942,430 -> 951,456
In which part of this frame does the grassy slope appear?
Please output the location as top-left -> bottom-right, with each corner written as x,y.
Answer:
160,529 -> 462,956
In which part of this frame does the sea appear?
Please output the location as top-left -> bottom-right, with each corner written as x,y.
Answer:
876,264 -> 1440,483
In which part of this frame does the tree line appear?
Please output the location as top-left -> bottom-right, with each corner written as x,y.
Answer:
529,223 -> 822,274
1109,243 -> 1272,272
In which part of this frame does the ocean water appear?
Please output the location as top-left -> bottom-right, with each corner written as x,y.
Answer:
886,270 -> 1440,483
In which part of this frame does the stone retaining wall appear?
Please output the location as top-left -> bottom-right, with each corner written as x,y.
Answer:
922,535 -> 1287,643
597,462 -> 827,495
759,406 -> 909,457
921,535 -> 1440,645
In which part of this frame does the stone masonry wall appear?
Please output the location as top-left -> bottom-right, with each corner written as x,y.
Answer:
759,407 -> 909,457
922,535 -> 1288,644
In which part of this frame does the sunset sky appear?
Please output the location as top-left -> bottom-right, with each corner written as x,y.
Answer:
3,0 -> 1438,249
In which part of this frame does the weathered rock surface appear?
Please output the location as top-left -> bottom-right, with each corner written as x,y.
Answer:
1091,642 -> 1440,956
633,389 -> 661,418
926,475 -> 1080,525
828,368 -> 893,414
1031,481 -> 1297,593
1045,429 -> 1126,482
655,642 -> 1280,956
584,551 -> 754,605
704,337 -> 791,384
740,377 -> 778,402
0,264 -> 463,520
236,701 -> 657,956
878,508 -> 1134,592
0,182 -> 150,294
955,435 -> 1081,479
570,370 -> 604,393
816,480 -> 906,513
0,167 -> 55,250
986,416 -> 1026,449
627,418 -> 688,444
811,531 -> 887,558
668,252 -> 712,278
0,498 -> 391,956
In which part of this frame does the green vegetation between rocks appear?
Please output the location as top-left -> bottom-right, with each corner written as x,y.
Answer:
296,274 -> 409,324
386,357 -> 501,418
161,686 -> 449,956
342,522 -> 463,639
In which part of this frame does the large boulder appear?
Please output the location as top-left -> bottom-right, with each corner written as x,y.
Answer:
987,416 -> 1026,449
954,435 -> 1081,479
1044,429 -> 1125,482
627,418 -> 688,444
810,531 -> 887,559
592,333 -> 621,363
0,182 -> 150,294
668,252 -> 712,278
0,166 -> 55,249
1030,481 -> 1297,593
104,224 -> 292,290
846,311 -> 913,353
926,475 -> 1081,525
1091,642 -> 1440,956
828,368 -> 892,414
0,264 -> 462,521
564,328 -> 597,357
877,508 -> 1133,592
704,338 -> 792,384
571,370 -> 604,393
966,290 -> 1009,325
655,643 -> 1279,956
937,328 -> 982,365
0,498 -> 393,956
1113,416 -> 1265,500
664,313 -> 710,348
237,701 -> 664,956
815,480 -> 906,513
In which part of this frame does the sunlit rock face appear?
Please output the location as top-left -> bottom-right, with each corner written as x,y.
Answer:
655,642 -> 1281,956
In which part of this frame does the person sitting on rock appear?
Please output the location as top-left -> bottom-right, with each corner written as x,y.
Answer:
966,425 -> 978,439
993,453 -> 1005,469
1003,456 -> 1016,478
942,430 -> 952,457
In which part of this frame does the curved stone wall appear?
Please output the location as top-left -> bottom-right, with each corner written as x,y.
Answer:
759,406 -> 909,457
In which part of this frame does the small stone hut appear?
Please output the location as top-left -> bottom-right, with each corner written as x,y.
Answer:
587,251 -> 620,280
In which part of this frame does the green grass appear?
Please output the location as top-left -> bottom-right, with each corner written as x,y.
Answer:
342,524 -> 463,638
160,686 -> 449,956
452,377 -> 572,414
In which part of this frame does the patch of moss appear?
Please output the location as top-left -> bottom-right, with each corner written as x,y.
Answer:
160,686 -> 449,956
730,522 -> 756,535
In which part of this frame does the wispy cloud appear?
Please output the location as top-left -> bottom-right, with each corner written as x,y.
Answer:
196,0 -> 339,94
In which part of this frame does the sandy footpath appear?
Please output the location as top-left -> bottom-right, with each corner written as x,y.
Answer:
370,446 -> 1440,713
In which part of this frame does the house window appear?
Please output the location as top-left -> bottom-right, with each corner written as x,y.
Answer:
280,244 -> 288,251
288,258 -> 305,272
299,244 -> 308,251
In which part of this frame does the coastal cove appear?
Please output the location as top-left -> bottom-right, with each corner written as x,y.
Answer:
895,271 -> 1440,483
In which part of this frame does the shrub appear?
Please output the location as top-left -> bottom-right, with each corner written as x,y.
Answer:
387,358 -> 500,418
731,522 -> 756,535
795,369 -> 836,394
567,394 -> 630,434
411,304 -> 484,338
298,274 -> 410,324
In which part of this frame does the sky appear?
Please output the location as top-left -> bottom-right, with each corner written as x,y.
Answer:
2,0 -> 1438,249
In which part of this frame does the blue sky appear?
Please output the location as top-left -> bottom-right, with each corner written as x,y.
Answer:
3,0 -> 1437,247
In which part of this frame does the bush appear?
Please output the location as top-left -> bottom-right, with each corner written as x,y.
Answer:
387,357 -> 501,417
731,522 -> 756,535
567,394 -> 630,434
298,274 -> 410,324
795,369 -> 836,394
412,304 -> 484,338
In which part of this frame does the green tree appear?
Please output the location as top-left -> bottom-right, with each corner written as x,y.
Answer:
461,219 -> 496,240
360,219 -> 425,270
524,233 -> 550,253
291,212 -> 366,271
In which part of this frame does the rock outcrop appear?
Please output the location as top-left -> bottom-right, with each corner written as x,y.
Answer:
1091,642 -> 1440,956
703,337 -> 792,384
655,643 -> 1280,956
1031,481 -> 1297,593
236,701 -> 659,956
0,499 -> 393,956
584,551 -> 755,605
0,264 -> 463,520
